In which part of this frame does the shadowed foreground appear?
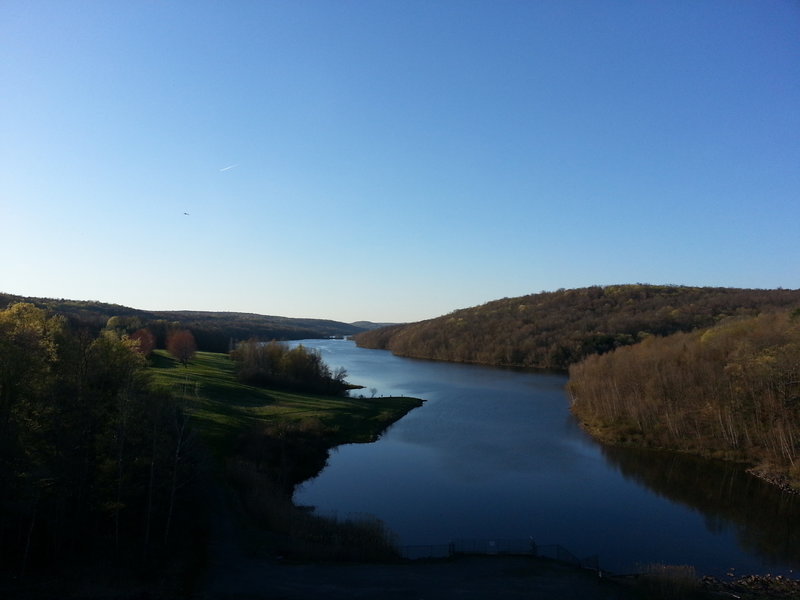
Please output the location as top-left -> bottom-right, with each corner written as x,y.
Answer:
199,481 -> 639,600
202,555 -> 633,600
200,479 -> 800,600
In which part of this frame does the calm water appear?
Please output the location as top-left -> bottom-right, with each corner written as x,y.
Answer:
292,339 -> 800,575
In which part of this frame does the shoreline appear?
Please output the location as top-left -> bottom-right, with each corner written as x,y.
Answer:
574,415 -> 799,495
746,466 -> 800,495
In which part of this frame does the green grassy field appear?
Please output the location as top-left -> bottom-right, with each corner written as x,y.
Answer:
148,349 -> 423,457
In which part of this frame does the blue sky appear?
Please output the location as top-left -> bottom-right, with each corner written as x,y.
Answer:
2,1 -> 799,323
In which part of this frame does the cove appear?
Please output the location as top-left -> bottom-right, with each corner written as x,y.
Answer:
292,339 -> 800,576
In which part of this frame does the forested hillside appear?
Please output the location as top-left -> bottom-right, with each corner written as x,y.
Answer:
568,310 -> 800,488
354,285 -> 800,370
0,293 -> 364,352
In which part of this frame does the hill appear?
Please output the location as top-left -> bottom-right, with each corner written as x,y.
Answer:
350,320 -> 401,330
0,292 -> 365,352
569,309 -> 800,488
354,285 -> 800,370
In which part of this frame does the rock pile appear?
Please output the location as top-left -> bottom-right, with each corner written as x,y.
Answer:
702,573 -> 800,599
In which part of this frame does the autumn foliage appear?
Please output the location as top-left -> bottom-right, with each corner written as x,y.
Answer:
131,327 -> 157,356
166,329 -> 197,366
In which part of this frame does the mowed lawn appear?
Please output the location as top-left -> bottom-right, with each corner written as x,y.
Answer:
148,350 -> 423,457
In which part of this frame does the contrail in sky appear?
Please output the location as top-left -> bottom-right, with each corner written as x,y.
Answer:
219,164 -> 238,172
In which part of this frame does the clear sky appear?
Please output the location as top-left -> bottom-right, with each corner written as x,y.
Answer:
2,1 -> 799,323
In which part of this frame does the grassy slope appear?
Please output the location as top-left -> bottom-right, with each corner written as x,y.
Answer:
148,350 -> 423,458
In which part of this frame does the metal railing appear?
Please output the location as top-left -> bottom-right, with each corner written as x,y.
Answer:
400,538 -> 599,571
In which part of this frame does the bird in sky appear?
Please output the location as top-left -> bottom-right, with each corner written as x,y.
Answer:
184,212 -> 190,216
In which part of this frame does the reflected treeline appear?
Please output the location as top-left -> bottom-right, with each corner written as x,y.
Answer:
601,445 -> 800,568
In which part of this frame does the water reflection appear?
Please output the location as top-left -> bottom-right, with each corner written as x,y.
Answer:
601,446 -> 800,568
293,340 -> 800,574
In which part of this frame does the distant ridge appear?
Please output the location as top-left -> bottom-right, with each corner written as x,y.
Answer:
354,284 -> 800,371
350,320 -> 401,330
0,292 -> 366,353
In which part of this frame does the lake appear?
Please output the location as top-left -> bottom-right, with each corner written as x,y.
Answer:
292,339 -> 800,575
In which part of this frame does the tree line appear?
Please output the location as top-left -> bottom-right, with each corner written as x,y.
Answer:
230,339 -> 349,395
0,303 -> 200,580
568,309 -> 800,486
0,292 -> 365,353
354,285 -> 800,370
